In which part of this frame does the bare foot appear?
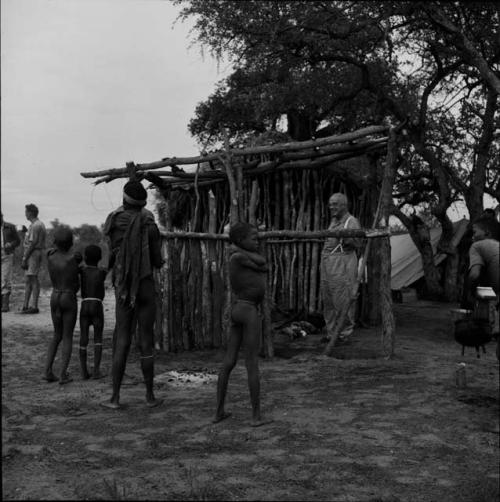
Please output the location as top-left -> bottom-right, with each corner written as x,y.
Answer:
43,373 -> 59,383
251,418 -> 274,428
92,371 -> 106,380
59,374 -> 73,385
212,412 -> 232,424
146,398 -> 163,408
100,400 -> 121,410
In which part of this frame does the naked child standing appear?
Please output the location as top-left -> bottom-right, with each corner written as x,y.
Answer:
214,222 -> 272,427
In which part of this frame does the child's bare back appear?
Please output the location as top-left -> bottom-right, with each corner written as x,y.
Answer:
48,249 -> 80,294
45,227 -> 80,384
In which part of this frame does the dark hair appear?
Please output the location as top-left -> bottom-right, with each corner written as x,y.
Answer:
473,214 -> 500,241
25,204 -> 39,217
229,222 -> 256,245
53,226 -> 73,252
84,244 -> 102,265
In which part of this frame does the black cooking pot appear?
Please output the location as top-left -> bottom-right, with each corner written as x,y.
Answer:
454,318 -> 492,348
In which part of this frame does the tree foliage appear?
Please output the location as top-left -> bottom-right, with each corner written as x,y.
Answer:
175,0 -> 499,298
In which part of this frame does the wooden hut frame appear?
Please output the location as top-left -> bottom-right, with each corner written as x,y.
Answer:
81,125 -> 398,359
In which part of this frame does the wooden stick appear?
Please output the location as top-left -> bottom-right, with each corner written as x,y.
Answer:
90,142 -> 387,187
222,130 -> 239,224
159,228 -> 390,240
232,125 -> 388,156
249,180 -> 259,225
324,128 -> 396,357
80,125 -> 389,179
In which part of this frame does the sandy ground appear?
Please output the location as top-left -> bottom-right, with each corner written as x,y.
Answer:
2,286 -> 499,501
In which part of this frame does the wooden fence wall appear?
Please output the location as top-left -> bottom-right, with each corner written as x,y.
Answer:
154,157 -> 382,352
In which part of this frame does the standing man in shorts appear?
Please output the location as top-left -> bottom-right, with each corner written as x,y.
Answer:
21,204 -> 46,314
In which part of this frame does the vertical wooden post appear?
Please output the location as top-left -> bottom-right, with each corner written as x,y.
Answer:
324,131 -> 397,357
223,130 -> 239,224
378,128 -> 397,359
249,180 -> 259,226
221,130 -> 236,345
126,161 -> 137,181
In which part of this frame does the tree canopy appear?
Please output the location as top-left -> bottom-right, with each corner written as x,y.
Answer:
175,0 -> 499,298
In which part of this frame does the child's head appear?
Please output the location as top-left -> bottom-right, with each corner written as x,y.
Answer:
84,244 -> 102,266
472,214 -> 500,242
53,226 -> 73,252
229,222 -> 259,251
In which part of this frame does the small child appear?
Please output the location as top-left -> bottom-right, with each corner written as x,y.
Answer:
79,244 -> 108,380
45,227 -> 80,384
213,222 -> 272,427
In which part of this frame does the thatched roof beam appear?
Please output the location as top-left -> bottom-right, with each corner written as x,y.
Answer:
279,137 -> 387,161
91,141 -> 386,187
232,125 -> 388,156
245,142 -> 387,177
80,125 -> 388,181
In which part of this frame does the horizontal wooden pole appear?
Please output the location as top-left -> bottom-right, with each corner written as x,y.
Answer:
232,125 -> 388,156
81,125 -> 389,180
92,142 -> 387,187
160,228 -> 390,240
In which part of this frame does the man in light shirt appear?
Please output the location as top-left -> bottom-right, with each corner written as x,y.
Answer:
320,193 -> 362,344
21,204 -> 46,314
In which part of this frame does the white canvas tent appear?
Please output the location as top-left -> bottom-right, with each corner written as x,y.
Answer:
390,219 -> 469,290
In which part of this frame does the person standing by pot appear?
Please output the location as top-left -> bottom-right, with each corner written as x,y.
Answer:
467,214 -> 499,359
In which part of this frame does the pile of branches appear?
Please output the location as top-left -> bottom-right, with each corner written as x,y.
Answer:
80,125 -> 388,190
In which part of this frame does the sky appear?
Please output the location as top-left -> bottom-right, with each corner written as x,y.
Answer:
1,0 -> 230,228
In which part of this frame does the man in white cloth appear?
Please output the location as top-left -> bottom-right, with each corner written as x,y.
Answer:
320,193 -> 362,343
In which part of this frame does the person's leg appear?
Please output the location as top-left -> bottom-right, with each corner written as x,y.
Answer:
136,278 -> 161,406
79,312 -> 90,380
22,275 -> 33,310
102,297 -> 134,408
241,305 -> 269,426
31,274 -> 40,310
24,251 -> 41,312
45,292 -> 62,381
1,254 -> 13,312
59,294 -> 78,384
320,257 -> 337,340
92,313 -> 105,379
338,254 -> 358,339
213,307 -> 243,423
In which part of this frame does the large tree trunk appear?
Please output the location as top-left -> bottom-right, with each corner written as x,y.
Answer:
366,176 -> 382,325
378,128 -> 398,358
391,208 -> 444,299
286,109 -> 317,141
464,88 -> 497,221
